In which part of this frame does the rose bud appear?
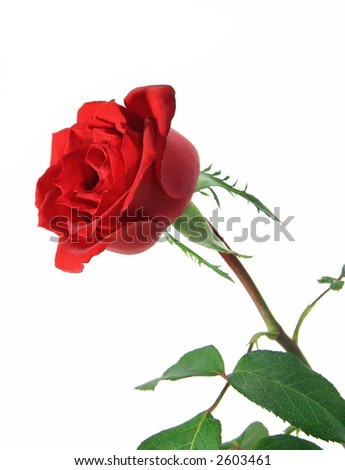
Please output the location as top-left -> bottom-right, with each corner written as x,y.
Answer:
35,85 -> 200,272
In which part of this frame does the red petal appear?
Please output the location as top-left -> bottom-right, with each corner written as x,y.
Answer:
93,190 -> 127,231
64,128 -> 89,155
108,137 -> 127,196
95,100 -> 126,132
124,85 -> 175,137
55,159 -> 87,195
37,187 -> 71,234
92,128 -> 116,144
106,220 -> 160,255
55,238 -> 107,273
128,163 -> 192,224
121,128 -> 141,187
36,165 -> 61,208
77,101 -> 104,123
159,129 -> 200,199
121,118 -> 157,210
51,128 -> 70,165
85,144 -> 107,172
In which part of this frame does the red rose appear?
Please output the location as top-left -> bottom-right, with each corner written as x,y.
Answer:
35,85 -> 200,272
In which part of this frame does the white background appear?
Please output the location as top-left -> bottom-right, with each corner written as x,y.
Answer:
0,0 -> 344,456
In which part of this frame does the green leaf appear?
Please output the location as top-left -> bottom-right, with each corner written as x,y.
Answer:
228,351 -> 345,443
318,276 -> 336,284
330,280 -> 344,291
165,233 -> 233,282
342,264 -> 345,277
209,187 -> 221,208
196,171 -> 278,221
222,422 -> 269,450
138,412 -> 221,450
173,201 -> 250,258
136,345 -> 225,391
254,434 -> 322,450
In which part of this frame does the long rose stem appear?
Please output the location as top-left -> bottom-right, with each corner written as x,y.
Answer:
211,224 -> 310,367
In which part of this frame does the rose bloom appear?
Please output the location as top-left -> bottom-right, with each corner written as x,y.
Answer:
35,85 -> 199,272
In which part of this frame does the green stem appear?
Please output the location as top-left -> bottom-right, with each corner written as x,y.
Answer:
247,331 -> 277,352
206,382 -> 231,414
292,288 -> 330,344
293,270 -> 344,344
210,224 -> 310,367
284,425 -> 298,435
